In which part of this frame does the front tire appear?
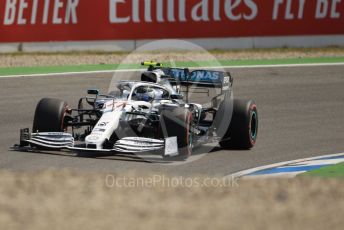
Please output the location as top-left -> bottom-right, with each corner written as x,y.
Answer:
32,98 -> 68,133
219,99 -> 258,149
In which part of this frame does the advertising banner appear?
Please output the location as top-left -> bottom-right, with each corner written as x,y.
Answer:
1,0 -> 344,42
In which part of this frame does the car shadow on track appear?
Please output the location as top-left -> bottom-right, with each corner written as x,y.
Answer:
10,144 -> 243,164
10,145 -> 173,164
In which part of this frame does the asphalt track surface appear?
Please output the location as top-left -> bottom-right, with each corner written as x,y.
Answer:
0,66 -> 343,176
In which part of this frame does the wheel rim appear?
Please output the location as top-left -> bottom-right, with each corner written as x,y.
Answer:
60,105 -> 68,132
250,111 -> 258,140
186,112 -> 193,155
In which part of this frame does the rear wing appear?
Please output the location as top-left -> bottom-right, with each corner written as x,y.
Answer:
166,68 -> 232,89
142,63 -> 233,91
141,62 -> 232,105
158,68 -> 233,106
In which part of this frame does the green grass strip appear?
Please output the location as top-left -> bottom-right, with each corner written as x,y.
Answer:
1,56 -> 344,76
303,162 -> 344,178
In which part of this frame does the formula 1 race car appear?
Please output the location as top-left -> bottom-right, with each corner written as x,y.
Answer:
18,62 -> 258,160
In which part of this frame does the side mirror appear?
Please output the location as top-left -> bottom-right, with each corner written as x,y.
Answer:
87,89 -> 99,95
171,94 -> 183,100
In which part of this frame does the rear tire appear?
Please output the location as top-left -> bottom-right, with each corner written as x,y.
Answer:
32,98 -> 68,133
219,99 -> 258,149
160,106 -> 193,161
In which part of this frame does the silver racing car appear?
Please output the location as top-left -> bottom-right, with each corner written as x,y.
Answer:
18,62 -> 258,160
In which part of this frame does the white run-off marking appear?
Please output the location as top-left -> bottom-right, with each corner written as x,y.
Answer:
227,152 -> 344,179
1,62 -> 344,79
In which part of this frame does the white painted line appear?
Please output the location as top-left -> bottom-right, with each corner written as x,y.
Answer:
204,62 -> 344,69
287,158 -> 344,166
226,152 -> 344,179
0,68 -> 145,79
1,62 -> 344,79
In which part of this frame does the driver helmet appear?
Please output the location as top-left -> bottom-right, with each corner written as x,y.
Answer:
135,88 -> 155,102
